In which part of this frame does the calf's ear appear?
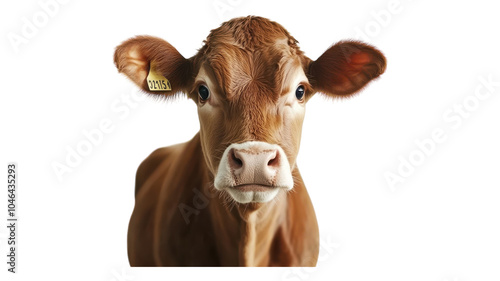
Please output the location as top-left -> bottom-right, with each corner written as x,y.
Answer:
307,41 -> 386,97
114,36 -> 192,97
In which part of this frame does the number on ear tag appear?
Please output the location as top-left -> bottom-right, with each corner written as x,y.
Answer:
147,62 -> 172,91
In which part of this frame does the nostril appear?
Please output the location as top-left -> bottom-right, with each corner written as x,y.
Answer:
229,149 -> 243,169
267,150 -> 280,168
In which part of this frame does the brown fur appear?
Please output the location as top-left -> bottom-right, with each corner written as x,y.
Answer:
114,16 -> 386,266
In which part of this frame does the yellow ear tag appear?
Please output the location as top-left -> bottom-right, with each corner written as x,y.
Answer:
147,62 -> 172,91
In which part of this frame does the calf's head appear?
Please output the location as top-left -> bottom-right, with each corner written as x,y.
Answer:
114,16 -> 386,204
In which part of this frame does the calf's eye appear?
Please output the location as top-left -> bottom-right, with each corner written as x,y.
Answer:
295,85 -> 305,100
198,85 -> 210,101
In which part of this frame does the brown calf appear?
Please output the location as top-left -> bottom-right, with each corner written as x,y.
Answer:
114,16 -> 386,266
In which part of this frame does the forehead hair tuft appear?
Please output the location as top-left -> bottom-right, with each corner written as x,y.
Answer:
193,16 -> 307,101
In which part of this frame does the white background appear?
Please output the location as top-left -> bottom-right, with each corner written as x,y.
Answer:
1,0 -> 500,280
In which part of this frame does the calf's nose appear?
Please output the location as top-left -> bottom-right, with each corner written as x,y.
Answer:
227,147 -> 281,185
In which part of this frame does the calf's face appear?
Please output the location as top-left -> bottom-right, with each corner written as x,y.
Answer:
114,16 -> 386,204
195,42 -> 310,203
